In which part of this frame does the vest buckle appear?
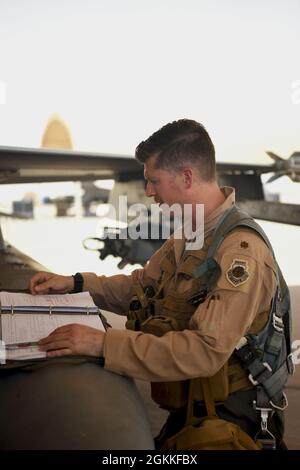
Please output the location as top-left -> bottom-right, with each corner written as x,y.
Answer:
272,313 -> 284,332
248,362 -> 272,386
287,353 -> 295,375
188,288 -> 208,306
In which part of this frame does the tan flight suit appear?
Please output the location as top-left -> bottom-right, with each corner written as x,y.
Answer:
82,187 -> 277,386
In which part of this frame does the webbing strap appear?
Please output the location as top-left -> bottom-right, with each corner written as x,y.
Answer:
208,205 -> 291,354
200,377 -> 217,417
262,360 -> 291,401
207,205 -> 292,413
206,206 -> 253,259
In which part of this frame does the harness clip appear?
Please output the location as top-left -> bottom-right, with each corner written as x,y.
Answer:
253,403 -> 276,450
249,362 -> 272,386
272,313 -> 284,332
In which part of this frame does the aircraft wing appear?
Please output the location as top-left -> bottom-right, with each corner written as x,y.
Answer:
1,144 -> 300,226
217,162 -> 274,175
0,145 -> 292,184
0,145 -> 143,183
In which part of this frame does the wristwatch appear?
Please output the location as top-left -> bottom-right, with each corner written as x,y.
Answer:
72,272 -> 84,293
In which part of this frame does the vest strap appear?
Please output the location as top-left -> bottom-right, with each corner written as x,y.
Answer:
261,359 -> 291,405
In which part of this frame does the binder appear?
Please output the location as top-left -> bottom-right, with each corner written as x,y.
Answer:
0,305 -> 100,315
0,291 -> 107,363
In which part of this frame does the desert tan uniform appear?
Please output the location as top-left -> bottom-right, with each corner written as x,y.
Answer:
81,187 -> 277,384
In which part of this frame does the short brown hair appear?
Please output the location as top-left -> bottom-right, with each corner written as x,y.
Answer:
135,119 -> 216,181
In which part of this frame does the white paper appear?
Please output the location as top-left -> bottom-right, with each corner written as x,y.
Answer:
0,291 -> 97,308
5,345 -> 46,361
0,291 -> 105,361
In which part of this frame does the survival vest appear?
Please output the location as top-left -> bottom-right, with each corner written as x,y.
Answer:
126,206 -> 294,441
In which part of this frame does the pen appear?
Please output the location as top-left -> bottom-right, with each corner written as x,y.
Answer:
5,341 -> 39,350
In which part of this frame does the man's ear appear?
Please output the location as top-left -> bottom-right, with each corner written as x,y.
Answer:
182,168 -> 193,188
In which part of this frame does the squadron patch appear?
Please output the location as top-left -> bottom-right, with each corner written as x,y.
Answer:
226,259 -> 250,287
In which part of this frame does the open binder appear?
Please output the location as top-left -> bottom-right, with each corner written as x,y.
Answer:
0,291 -> 106,363
0,305 -> 99,315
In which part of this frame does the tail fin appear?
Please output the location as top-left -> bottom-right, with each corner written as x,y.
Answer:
266,151 -> 283,162
41,114 -> 73,150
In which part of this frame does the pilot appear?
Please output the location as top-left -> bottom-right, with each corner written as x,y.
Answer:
29,119 -> 291,450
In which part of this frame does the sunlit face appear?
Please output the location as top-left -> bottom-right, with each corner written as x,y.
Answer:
143,155 -> 183,206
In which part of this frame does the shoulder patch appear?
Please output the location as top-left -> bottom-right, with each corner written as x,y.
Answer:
226,259 -> 250,287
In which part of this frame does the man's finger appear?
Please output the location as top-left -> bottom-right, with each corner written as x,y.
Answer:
41,324 -> 77,339
34,288 -> 51,295
50,324 -> 76,334
47,348 -> 72,358
39,332 -> 68,345
39,339 -> 71,351
29,273 -> 48,294
34,280 -> 54,293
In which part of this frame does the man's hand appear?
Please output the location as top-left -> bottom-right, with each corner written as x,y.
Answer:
29,271 -> 74,295
38,324 -> 105,358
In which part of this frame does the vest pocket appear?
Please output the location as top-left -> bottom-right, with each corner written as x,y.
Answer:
151,364 -> 230,409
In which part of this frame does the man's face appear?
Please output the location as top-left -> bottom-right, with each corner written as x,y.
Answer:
143,155 -> 183,206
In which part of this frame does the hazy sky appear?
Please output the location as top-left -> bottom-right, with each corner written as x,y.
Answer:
0,0 -> 299,159
0,0 -> 300,201
0,1 -> 300,283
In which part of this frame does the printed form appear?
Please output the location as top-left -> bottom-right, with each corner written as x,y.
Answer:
0,291 -> 104,361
